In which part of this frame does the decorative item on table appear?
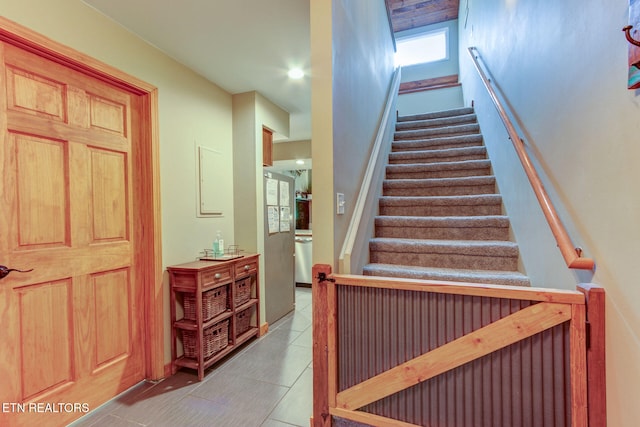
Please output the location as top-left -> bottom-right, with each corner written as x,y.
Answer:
199,245 -> 243,261
213,230 -> 224,256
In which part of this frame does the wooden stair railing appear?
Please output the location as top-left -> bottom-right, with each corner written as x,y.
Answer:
311,264 -> 606,427
468,47 -> 594,271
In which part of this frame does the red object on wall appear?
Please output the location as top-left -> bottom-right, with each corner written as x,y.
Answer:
626,0 -> 640,88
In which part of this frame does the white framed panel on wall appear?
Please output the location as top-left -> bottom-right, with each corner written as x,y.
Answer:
197,145 -> 224,216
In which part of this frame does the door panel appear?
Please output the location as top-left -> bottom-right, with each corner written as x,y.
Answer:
93,268 -> 131,367
14,133 -> 69,248
0,40 -> 144,426
6,65 -> 66,121
90,148 -> 128,241
89,95 -> 126,135
18,279 -> 73,401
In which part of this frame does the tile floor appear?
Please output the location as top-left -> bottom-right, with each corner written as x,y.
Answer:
71,287 -> 313,427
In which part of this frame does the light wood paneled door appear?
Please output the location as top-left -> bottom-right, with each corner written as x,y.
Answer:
0,41 -> 145,426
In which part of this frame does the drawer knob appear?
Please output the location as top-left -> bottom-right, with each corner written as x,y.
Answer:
244,265 -> 250,271
214,273 -> 222,279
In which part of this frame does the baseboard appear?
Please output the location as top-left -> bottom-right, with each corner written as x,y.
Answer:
259,322 -> 269,336
163,362 -> 173,378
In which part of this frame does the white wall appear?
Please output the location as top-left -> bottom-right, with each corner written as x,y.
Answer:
311,0 -> 396,267
459,1 -> 640,424
397,86 -> 464,116
0,0 -> 236,365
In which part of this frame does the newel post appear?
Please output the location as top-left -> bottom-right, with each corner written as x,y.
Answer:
577,284 -> 606,427
312,264 -> 333,427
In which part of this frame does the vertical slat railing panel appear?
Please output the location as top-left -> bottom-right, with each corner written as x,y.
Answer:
521,300 -> 533,427
334,285 -> 574,426
314,270 -> 599,427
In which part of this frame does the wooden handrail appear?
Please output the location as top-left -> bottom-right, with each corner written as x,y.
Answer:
468,47 -> 594,270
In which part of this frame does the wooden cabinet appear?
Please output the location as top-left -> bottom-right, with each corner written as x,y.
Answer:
168,254 -> 260,380
262,126 -> 273,166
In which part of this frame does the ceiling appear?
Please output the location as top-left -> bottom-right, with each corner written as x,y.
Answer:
386,0 -> 459,33
84,0 -> 311,142
84,0 -> 458,144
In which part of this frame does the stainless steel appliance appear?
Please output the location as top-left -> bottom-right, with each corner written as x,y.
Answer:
263,171 -> 295,324
295,231 -> 312,285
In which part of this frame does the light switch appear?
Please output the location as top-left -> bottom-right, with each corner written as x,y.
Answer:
336,193 -> 345,215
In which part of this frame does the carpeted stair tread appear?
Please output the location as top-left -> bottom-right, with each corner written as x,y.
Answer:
362,264 -> 531,287
383,175 -> 495,187
383,176 -> 496,197
369,237 -> 520,271
398,107 -> 474,122
375,215 -> 510,240
369,237 -> 519,255
394,123 -> 480,141
389,146 -> 487,164
392,134 -> 484,152
395,113 -> 477,131
386,159 -> 492,179
378,195 -> 504,217
379,194 -> 503,207
375,215 -> 510,229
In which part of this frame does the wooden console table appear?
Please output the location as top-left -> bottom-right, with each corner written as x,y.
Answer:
168,254 -> 260,380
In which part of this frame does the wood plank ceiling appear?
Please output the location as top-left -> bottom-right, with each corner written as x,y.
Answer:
386,0 -> 460,33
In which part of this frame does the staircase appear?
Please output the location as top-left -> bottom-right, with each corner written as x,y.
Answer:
363,107 -> 530,287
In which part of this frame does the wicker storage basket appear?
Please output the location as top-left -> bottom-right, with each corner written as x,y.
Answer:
234,278 -> 251,306
183,286 -> 227,321
182,319 -> 229,360
235,307 -> 252,336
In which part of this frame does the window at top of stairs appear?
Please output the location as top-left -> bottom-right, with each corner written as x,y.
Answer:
395,28 -> 448,67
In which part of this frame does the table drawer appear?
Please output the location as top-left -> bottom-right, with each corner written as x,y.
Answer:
201,266 -> 232,287
235,258 -> 258,277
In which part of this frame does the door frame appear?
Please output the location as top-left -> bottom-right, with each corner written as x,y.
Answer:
0,17 -> 165,380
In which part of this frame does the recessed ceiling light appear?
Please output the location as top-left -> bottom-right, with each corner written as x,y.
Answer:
296,159 -> 305,165
288,68 -> 304,79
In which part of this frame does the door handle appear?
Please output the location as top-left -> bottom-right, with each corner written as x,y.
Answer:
0,265 -> 34,280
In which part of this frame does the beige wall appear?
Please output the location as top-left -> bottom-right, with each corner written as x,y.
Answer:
459,1 -> 640,424
311,0 -> 396,267
1,0 -> 237,365
233,91 -> 289,323
273,139 -> 312,161
310,0 -> 335,266
232,93 -> 258,252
